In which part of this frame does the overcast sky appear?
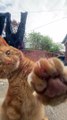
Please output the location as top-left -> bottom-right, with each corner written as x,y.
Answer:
0,0 -> 67,43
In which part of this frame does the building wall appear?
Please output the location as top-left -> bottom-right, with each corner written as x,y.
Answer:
23,50 -> 58,61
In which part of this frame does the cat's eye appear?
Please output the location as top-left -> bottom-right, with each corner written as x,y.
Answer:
6,50 -> 11,55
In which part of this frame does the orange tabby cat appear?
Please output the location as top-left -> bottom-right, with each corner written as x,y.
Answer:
0,37 -> 67,120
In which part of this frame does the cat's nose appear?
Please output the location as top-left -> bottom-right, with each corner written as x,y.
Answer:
5,60 -> 11,65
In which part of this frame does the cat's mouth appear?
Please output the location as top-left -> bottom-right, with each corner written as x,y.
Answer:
0,59 -> 20,78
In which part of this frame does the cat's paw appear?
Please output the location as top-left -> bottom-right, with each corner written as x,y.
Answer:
28,57 -> 67,99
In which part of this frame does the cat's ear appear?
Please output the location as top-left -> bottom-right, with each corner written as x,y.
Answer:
0,36 -> 9,46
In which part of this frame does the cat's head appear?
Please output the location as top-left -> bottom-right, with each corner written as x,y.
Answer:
0,37 -> 23,78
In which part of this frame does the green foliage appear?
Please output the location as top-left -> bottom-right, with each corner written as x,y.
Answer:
50,43 -> 63,52
27,32 -> 41,49
26,32 -> 63,52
